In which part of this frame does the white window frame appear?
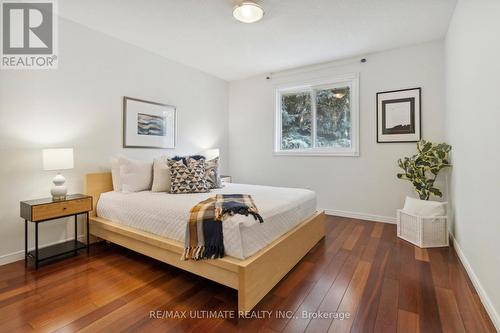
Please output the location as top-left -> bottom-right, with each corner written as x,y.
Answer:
274,73 -> 360,157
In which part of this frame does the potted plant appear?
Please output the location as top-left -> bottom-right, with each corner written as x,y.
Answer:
396,140 -> 452,247
397,140 -> 452,200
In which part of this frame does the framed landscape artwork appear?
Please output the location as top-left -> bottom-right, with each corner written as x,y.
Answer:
123,96 -> 176,148
376,88 -> 421,143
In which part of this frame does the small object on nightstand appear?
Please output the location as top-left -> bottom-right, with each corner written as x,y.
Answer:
42,148 -> 74,200
221,175 -> 232,183
20,194 -> 92,269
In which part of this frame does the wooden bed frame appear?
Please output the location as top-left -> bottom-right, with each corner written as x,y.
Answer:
84,173 -> 325,313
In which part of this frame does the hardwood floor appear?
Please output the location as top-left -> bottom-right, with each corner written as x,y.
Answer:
0,216 -> 496,333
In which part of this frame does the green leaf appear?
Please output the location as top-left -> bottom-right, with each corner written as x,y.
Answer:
429,187 -> 443,197
422,142 -> 432,152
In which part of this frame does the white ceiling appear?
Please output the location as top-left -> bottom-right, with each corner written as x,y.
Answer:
59,0 -> 457,81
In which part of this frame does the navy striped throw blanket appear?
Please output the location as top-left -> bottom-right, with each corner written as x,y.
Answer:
182,194 -> 264,260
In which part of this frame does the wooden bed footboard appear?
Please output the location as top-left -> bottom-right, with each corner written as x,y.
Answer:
84,172 -> 326,313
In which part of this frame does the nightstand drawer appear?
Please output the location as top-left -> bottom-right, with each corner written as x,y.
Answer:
31,198 -> 92,221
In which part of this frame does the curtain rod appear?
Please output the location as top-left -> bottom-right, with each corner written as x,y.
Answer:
265,57 -> 367,80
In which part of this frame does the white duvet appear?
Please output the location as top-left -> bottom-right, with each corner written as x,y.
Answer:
96,183 -> 317,259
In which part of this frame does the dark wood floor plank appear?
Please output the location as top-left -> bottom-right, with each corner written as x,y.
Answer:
327,260 -> 372,333
281,249 -> 350,333
210,293 -> 282,333
414,247 -> 430,262
0,250 -> 133,309
305,222 -> 355,283
416,260 -> 443,333
266,279 -> 315,332
53,298 -> 128,333
370,223 -> 384,238
0,254 -> 159,323
350,238 -> 392,333
342,225 -> 364,251
360,235 -> 381,264
428,248 -> 451,289
373,277 -> 399,333
450,263 -> 494,333
36,263 -> 168,331
53,268 -> 177,332
78,274 -> 193,332
305,219 -> 348,258
277,219 -> 357,330
351,222 -> 375,257
0,216 -> 495,333
382,226 -> 400,281
397,241 -> 419,313
304,251 -> 365,332
0,244 -> 118,290
435,287 -> 466,333
273,260 -> 314,298
304,220 -> 372,333
473,293 -> 498,333
397,309 -> 419,333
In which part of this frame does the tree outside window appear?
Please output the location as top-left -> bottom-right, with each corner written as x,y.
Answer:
275,74 -> 359,156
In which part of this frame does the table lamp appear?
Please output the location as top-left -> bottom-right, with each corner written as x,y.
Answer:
42,148 -> 74,200
203,148 -> 220,160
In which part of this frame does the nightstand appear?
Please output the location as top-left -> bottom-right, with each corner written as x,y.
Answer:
20,194 -> 93,269
221,175 -> 232,183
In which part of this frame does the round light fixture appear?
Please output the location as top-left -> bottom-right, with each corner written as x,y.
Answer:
233,1 -> 264,23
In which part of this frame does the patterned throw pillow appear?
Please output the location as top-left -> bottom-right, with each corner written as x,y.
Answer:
205,157 -> 222,189
170,154 -> 205,165
168,158 -> 209,194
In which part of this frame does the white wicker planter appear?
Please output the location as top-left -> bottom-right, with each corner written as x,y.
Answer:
397,210 -> 449,248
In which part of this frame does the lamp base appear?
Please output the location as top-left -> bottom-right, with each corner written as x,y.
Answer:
51,173 -> 67,201
51,193 -> 67,201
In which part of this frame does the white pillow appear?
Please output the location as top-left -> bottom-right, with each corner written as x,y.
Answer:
111,157 -> 123,191
151,156 -> 170,192
119,158 -> 153,193
402,196 -> 446,217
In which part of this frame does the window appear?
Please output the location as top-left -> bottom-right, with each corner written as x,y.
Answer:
274,73 -> 359,156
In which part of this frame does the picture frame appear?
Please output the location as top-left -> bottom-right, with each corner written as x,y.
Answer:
123,96 -> 176,149
376,88 -> 421,143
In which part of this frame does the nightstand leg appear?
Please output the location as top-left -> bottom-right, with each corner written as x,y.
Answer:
74,215 -> 78,256
24,220 -> 28,265
35,223 -> 38,269
86,212 -> 90,254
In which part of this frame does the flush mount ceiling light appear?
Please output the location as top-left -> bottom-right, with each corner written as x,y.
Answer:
233,1 -> 264,23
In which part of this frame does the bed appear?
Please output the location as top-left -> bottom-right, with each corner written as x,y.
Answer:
84,173 -> 325,313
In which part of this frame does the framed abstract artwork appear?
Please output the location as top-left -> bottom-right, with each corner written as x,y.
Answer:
376,88 -> 421,143
123,96 -> 176,148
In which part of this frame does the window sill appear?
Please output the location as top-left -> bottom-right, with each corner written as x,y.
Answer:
273,150 -> 360,157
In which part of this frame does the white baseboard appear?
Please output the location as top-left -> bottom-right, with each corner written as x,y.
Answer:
450,234 -> 500,332
323,209 -> 397,224
0,234 -> 87,266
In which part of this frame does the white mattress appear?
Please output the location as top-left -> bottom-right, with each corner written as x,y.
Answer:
96,183 -> 316,259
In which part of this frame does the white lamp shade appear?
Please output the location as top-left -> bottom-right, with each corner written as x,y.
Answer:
42,148 -> 74,171
203,148 -> 220,161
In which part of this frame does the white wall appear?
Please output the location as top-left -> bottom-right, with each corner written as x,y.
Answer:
0,18 -> 228,262
445,0 -> 500,329
228,40 -> 446,220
